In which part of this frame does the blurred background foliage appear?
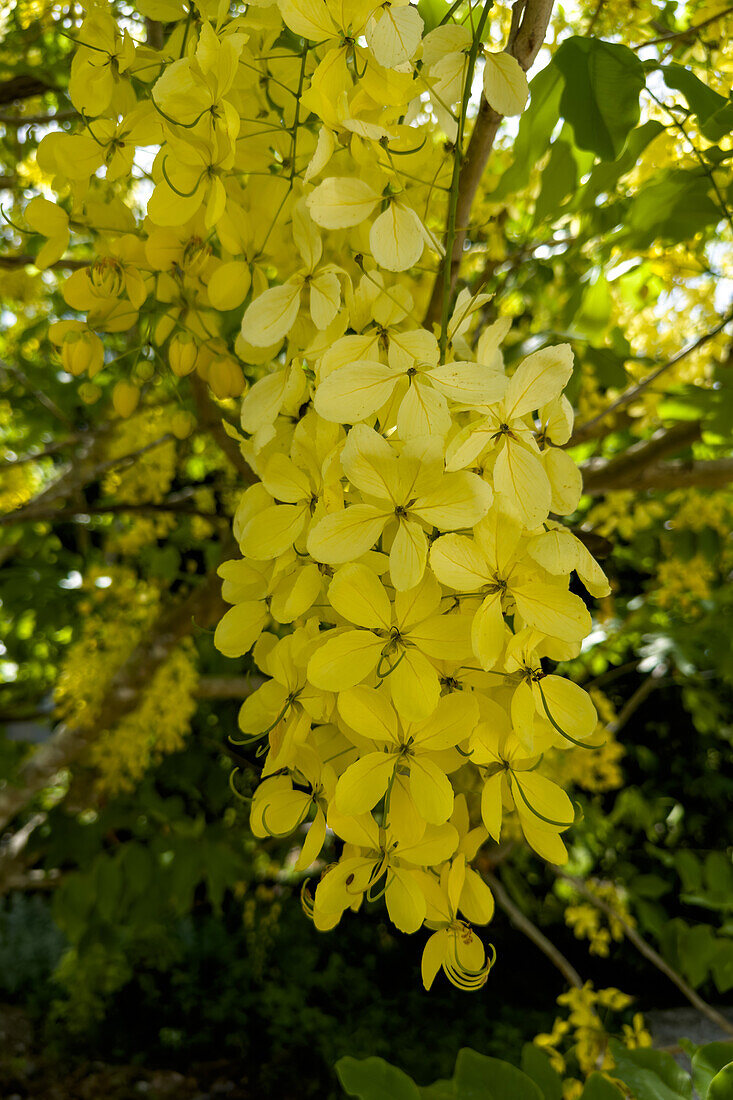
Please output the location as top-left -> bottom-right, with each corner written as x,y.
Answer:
0,0 -> 732,1096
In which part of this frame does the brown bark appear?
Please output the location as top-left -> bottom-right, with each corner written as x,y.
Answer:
424,0 -> 556,328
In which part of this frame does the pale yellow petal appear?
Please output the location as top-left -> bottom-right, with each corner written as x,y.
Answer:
307,504 -> 388,564
338,685 -> 400,742
334,752 -> 395,814
493,441 -> 551,530
315,361 -> 397,423
328,562 -> 392,628
307,629 -> 384,690
240,282 -> 301,347
389,518 -> 428,591
307,176 -> 380,229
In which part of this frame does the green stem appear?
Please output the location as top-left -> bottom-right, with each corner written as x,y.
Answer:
439,0 -> 494,360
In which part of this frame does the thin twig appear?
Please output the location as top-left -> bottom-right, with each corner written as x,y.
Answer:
631,5 -> 733,50
485,869 -> 584,989
571,310 -> 733,445
552,869 -> 733,1038
608,664 -> 667,736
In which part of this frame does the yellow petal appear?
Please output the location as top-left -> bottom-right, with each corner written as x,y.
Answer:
306,176 -> 380,229
481,773 -> 503,840
512,581 -> 591,643
307,629 -> 383,691
214,601 -> 268,658
543,446 -> 583,515
366,4 -> 423,68
422,929 -> 450,990
397,822 -> 458,865
294,807 -> 327,871
411,692 -> 479,750
307,504 -> 388,563
521,819 -> 568,864
309,270 -> 341,329
493,441 -> 551,530
389,647 -> 440,721
407,611 -> 473,661
241,282 -> 301,347
413,471 -> 492,530
341,424 -> 398,498
505,344 -> 574,419
261,453 -> 311,503
459,867 -> 495,925
314,361 -> 397,422
334,752 -> 395,814
278,0 -> 337,39
471,591 -> 505,670
427,362 -> 508,406
390,518 -> 428,591
511,770 -> 574,830
369,202 -> 425,272
396,380 -> 451,440
409,756 -> 454,824
430,533 -> 489,591
533,674 -> 597,742
270,563 -> 323,622
241,503 -> 307,559
386,868 -> 426,933
338,685 -> 400,743
208,261 -> 251,310
328,563 -> 392,628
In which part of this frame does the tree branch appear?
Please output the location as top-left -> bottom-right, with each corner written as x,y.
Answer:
552,869 -> 733,1039
580,422 -> 702,492
485,869 -> 583,989
583,457 -> 733,496
424,0 -> 555,329
631,5 -> 733,50
0,75 -> 57,107
0,253 -> 88,270
0,109 -> 78,125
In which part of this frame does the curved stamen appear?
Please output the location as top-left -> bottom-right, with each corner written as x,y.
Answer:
508,771 -> 575,830
535,679 -> 596,749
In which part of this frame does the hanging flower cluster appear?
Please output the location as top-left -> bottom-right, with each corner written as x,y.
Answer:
30,0 -> 610,989
217,306 -> 610,990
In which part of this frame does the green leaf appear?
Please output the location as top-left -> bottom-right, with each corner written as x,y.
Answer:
661,66 -> 733,142
491,63 -> 563,201
625,170 -> 721,246
708,1063 -> 733,1100
574,121 -> 664,210
336,1056 -> 421,1100
534,141 -> 578,225
452,1049 -> 543,1100
520,1044 -> 562,1100
554,37 -> 645,160
692,1043 -> 733,1098
609,1041 -> 693,1100
580,1073 -> 625,1100
678,923 -> 717,987
711,941 -> 733,994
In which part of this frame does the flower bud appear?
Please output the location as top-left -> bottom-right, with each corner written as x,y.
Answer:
209,359 -> 245,399
170,410 -> 195,439
169,333 -> 199,377
112,380 -> 140,418
61,330 -> 105,378
78,382 -> 102,405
